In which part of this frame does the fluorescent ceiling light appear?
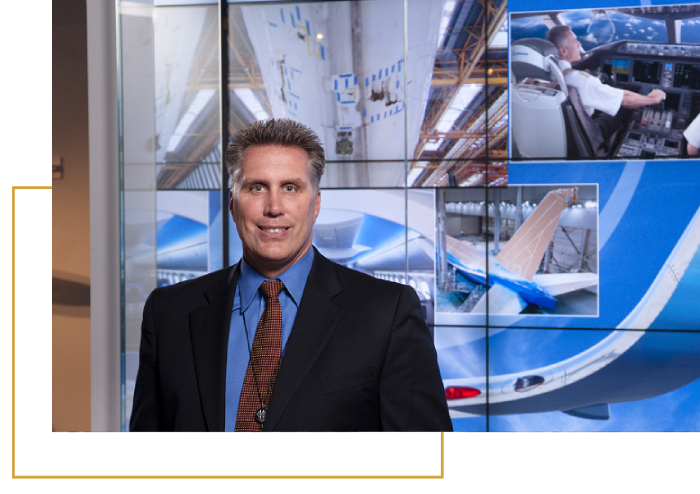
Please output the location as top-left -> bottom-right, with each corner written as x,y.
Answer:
406,162 -> 428,187
489,20 -> 508,48
437,1 -> 457,48
423,140 -> 442,151
462,173 -> 484,187
234,88 -> 270,120
167,89 -> 216,153
435,84 -> 483,133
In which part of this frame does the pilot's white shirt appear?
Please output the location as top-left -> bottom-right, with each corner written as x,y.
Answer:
683,114 -> 700,148
559,60 -> 624,117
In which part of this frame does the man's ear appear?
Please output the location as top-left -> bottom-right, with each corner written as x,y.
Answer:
313,190 -> 321,223
229,190 -> 237,223
558,45 -> 568,60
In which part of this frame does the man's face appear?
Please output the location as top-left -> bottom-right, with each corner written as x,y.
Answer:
230,144 -> 321,278
559,29 -> 582,63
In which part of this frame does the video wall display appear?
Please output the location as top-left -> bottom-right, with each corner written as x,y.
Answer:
120,0 -> 700,431
509,2 -> 700,160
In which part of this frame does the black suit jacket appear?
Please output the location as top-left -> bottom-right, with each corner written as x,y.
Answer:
130,249 -> 452,431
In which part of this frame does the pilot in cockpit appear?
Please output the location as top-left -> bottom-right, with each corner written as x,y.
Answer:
684,114 -> 700,156
546,25 -> 666,141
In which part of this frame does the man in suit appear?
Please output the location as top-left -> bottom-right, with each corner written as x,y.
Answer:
130,118 -> 452,432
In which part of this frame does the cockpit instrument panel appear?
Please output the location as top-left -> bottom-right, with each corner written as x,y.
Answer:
674,63 -> 700,91
633,60 -> 662,85
581,41 -> 700,158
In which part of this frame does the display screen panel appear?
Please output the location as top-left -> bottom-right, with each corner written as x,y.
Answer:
664,91 -> 681,112
431,185 -> 599,327
603,59 -> 630,82
227,0 -> 409,161
408,160 -> 499,188
673,63 -> 700,90
321,161 -> 407,189
225,0 -> 501,183
509,3 -> 700,161
406,0 -> 495,176
153,4 -> 220,168
486,6 -> 509,161
508,160 -> 700,332
435,326 -> 487,432
632,60 -> 662,85
487,329 -> 700,431
309,190 -> 433,325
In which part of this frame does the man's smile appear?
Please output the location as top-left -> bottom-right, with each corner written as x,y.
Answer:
259,226 -> 290,233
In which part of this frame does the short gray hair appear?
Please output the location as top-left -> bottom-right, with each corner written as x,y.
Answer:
546,25 -> 573,50
226,118 -> 325,200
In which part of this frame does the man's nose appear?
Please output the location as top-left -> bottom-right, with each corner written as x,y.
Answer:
265,189 -> 283,216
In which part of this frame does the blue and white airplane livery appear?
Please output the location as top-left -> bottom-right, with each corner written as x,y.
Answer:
445,187 -> 599,315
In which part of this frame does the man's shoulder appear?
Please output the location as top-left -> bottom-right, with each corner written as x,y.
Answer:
314,251 -> 413,299
565,68 -> 590,83
566,69 -> 620,96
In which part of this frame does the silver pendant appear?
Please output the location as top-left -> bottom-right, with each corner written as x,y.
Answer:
255,407 -> 267,424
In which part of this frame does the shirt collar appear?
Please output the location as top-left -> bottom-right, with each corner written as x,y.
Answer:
558,59 -> 572,71
235,247 -> 315,313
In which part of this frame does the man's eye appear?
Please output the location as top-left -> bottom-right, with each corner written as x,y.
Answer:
285,185 -> 296,192
252,185 -> 263,192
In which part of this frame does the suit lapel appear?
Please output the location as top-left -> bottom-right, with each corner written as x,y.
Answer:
264,252 -> 344,431
189,264 -> 239,431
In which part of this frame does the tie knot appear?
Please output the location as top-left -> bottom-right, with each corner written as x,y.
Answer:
259,280 -> 284,300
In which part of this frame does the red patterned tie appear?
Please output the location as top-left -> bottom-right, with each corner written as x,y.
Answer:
235,280 -> 284,431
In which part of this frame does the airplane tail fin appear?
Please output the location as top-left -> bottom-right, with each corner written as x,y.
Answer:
445,235 -> 488,269
495,187 -> 577,282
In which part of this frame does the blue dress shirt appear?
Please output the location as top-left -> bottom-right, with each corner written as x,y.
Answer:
224,248 -> 314,431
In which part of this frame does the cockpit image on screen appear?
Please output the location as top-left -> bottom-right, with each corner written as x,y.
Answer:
632,60 -> 662,85
510,4 -> 700,160
674,63 -> 700,90
665,92 -> 681,112
603,58 -> 630,82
